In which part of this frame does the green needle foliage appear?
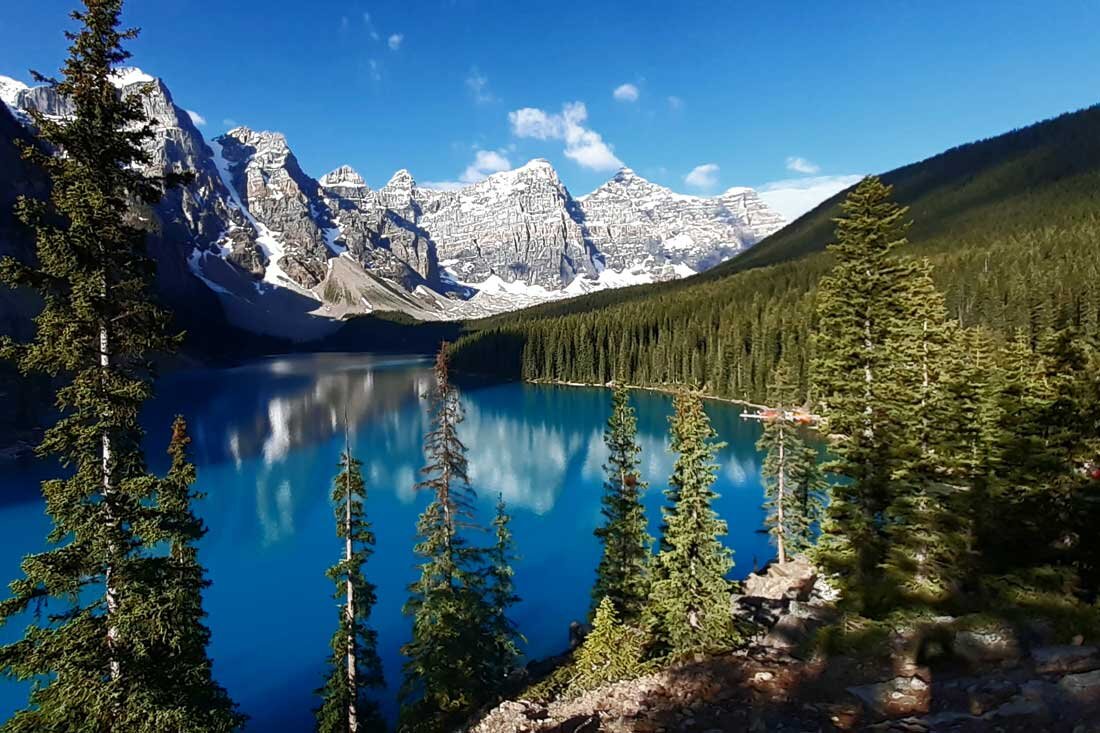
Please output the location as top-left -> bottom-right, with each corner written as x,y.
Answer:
484,495 -> 523,690
591,384 -> 652,623
145,417 -> 244,732
0,1 -> 235,730
566,597 -> 646,697
400,348 -> 500,733
316,442 -> 385,733
757,413 -> 826,564
810,176 -> 914,612
648,391 -> 734,656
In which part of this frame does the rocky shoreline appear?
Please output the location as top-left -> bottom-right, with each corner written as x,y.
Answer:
474,560 -> 1100,732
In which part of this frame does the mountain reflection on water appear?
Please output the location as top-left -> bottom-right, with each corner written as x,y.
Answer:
0,353 -> 780,730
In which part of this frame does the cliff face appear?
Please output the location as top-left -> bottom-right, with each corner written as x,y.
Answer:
0,66 -> 787,338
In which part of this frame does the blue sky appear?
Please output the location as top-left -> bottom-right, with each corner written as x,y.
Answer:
2,0 -> 1098,218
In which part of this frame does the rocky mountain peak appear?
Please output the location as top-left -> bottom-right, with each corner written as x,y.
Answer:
1,62 -> 788,333
320,165 -> 367,189
220,127 -> 292,163
0,76 -> 28,109
384,168 -> 416,190
611,165 -> 639,181
108,66 -> 156,88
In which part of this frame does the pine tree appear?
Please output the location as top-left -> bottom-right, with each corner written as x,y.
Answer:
0,2 -> 231,729
484,495 -> 522,689
316,429 -> 384,733
592,384 -> 653,623
757,415 -> 826,563
566,597 -> 645,697
648,391 -> 734,656
400,348 -> 495,733
810,175 -> 912,613
143,417 -> 244,731
880,258 -> 970,607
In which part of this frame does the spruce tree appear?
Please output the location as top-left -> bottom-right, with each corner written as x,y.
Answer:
757,415 -> 826,563
484,495 -> 522,689
143,417 -> 244,731
316,433 -> 384,733
881,258 -> 970,606
0,2 -> 231,729
591,384 -> 652,623
400,348 -> 495,733
566,597 -> 645,697
810,175 -> 912,613
648,391 -> 734,656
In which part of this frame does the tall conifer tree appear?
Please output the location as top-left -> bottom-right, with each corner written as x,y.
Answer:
811,176 -> 912,613
484,495 -> 522,689
757,416 -> 826,563
0,2 -> 231,729
145,417 -> 244,731
316,428 -> 384,733
592,385 -> 652,623
400,348 -> 495,733
648,392 -> 734,655
881,258 -> 970,606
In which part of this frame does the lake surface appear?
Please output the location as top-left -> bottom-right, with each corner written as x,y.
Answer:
0,353 -> 780,729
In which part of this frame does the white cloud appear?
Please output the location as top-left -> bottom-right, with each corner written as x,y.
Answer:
465,67 -> 494,104
612,83 -> 639,102
368,58 -> 381,82
785,156 -> 820,175
185,109 -> 206,127
423,149 -> 513,190
387,33 -> 403,50
758,174 -> 864,221
363,12 -> 380,41
684,163 -> 720,191
222,118 -> 238,128
461,149 -> 511,183
509,107 -> 560,139
508,102 -> 623,171
667,95 -> 684,110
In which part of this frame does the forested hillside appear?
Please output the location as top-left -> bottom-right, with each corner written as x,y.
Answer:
450,104 -> 1100,402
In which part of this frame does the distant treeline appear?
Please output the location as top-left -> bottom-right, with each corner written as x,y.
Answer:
450,102 -> 1100,402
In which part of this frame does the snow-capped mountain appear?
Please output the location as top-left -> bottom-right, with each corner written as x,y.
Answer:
0,67 -> 787,339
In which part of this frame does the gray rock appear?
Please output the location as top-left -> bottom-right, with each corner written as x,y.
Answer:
1059,669 -> 1100,705
742,556 -> 817,600
848,676 -> 931,719
1031,645 -> 1100,675
953,624 -> 1021,666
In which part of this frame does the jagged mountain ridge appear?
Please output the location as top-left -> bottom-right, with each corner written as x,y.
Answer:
0,67 -> 786,338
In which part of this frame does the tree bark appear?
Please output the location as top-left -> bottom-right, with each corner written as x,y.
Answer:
100,320 -> 121,682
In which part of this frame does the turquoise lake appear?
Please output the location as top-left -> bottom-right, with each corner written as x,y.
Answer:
0,353 -> 779,729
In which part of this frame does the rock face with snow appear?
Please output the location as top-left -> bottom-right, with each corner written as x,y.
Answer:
213,128 -> 334,288
418,160 -> 596,289
0,66 -> 787,338
579,168 -> 786,274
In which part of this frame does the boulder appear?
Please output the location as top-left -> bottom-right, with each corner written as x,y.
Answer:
953,622 -> 1021,666
1030,645 -> 1100,675
1058,668 -> 1100,705
847,676 -> 931,720
731,594 -> 788,627
742,556 -> 817,601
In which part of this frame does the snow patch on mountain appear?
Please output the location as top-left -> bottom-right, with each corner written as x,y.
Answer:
209,137 -> 305,294
0,75 -> 27,107
109,66 -> 155,88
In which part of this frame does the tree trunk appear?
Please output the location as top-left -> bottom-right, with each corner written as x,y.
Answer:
344,456 -> 358,733
100,320 -> 121,682
776,425 -> 788,565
